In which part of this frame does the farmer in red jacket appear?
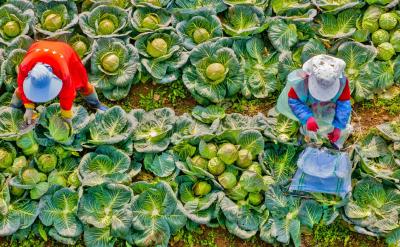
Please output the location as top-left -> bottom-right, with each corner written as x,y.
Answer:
277,54 -> 352,148
10,40 -> 107,126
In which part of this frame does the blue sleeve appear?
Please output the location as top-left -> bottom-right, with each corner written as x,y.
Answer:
333,100 -> 351,129
288,98 -> 313,125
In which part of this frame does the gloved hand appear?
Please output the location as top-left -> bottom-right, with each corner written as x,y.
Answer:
62,117 -> 73,129
24,109 -> 35,125
328,128 -> 341,143
306,117 -> 319,132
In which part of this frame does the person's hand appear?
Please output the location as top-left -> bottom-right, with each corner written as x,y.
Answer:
328,128 -> 341,143
62,117 -> 73,129
306,117 -> 319,132
23,109 -> 35,125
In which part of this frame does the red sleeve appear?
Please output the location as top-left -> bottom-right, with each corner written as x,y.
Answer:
338,79 -> 351,101
58,63 -> 76,111
288,88 -> 299,99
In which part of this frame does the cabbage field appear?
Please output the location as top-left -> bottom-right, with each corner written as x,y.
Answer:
0,0 -> 400,246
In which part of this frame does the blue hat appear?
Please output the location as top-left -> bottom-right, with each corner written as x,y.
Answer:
23,63 -> 63,103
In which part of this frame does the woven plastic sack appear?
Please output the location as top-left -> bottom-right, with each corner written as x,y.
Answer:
289,147 -> 352,198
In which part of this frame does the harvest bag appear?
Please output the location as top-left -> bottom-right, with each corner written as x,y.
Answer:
289,147 -> 352,198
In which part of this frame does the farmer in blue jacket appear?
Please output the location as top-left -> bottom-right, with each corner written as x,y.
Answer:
277,54 -> 352,148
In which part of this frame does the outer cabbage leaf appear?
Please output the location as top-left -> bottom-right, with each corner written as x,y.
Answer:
78,183 -> 133,237
219,196 -> 264,239
90,38 -> 140,101
377,121 -> 400,142
143,150 -> 177,177
171,114 -> 218,145
221,5 -> 268,37
79,5 -> 132,39
82,0 -> 132,10
58,32 -> 94,64
131,0 -> 173,9
268,20 -> 298,52
317,9 -> 361,39
34,1 -> 78,39
223,0 -> 268,9
0,107 -> 34,141
0,2 -> 34,45
37,103 -> 89,147
264,144 -> 298,186
85,106 -> 137,146
176,175 -> 223,226
130,181 -> 187,247
39,188 -> 82,241
131,6 -> 172,34
233,37 -> 280,98
135,30 -> 188,84
343,178 -> 400,236
79,145 -> 132,186
0,199 -> 39,237
131,108 -> 175,153
336,41 -> 377,102
300,38 -> 326,63
264,108 -> 300,144
217,113 -> 268,142
0,36 -> 33,91
191,105 -> 225,124
173,0 -> 227,14
176,10 -> 223,50
182,39 -> 244,104
311,0 -> 364,13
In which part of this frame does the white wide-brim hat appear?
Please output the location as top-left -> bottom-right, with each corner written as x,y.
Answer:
303,54 -> 346,102
23,63 -> 62,103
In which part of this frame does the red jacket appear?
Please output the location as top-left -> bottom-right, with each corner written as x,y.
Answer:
17,41 -> 93,116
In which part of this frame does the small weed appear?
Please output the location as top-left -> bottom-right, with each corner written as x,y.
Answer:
138,89 -> 164,111
159,80 -> 187,106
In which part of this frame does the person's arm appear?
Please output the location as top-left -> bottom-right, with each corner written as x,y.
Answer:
332,79 -> 352,130
288,88 -> 313,125
58,62 -> 76,120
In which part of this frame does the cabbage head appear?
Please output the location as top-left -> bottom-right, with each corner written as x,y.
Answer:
79,5 -> 131,38
362,5 -> 384,33
132,0 -> 173,9
79,145 -> 132,186
177,175 -> 223,226
208,157 -> 226,175
0,2 -> 34,45
85,106 -> 137,146
199,140 -> 218,159
0,141 -> 16,170
379,13 -> 398,30
217,143 -> 238,165
233,37 -> 280,99
191,155 -> 208,170
131,108 -> 175,153
66,33 -> 93,64
21,168 -> 40,186
36,154 -> 57,173
372,29 -> 390,45
221,5 -> 268,37
35,1 -> 78,38
16,131 -> 38,156
135,30 -> 188,84
39,188 -> 82,244
218,171 -> 237,189
90,38 -> 140,101
377,42 -> 395,61
131,7 -> 171,34
176,10 -> 223,50
390,30 -> 400,52
344,178 -> 400,236
7,156 -> 27,175
183,39 -> 243,104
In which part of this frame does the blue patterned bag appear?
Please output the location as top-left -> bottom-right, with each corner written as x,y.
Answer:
289,147 -> 352,198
